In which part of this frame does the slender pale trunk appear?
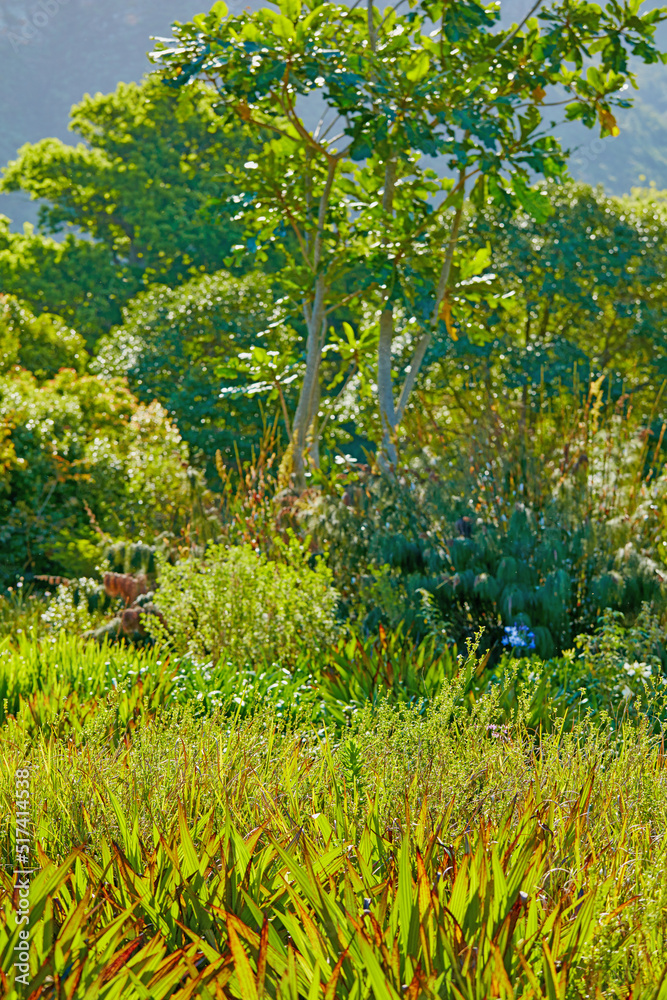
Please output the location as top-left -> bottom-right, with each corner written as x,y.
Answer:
375,156 -> 399,469
290,157 -> 337,490
376,179 -> 466,469
292,277 -> 327,489
306,370 -> 322,469
377,307 -> 398,466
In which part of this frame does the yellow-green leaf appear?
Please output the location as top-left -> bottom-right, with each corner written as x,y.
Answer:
406,51 -> 430,83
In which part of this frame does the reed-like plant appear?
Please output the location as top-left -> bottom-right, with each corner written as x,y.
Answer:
2,690 -> 667,997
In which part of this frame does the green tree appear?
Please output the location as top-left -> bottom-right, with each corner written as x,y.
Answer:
0,294 -> 88,380
414,181 -> 667,458
0,76 -> 253,345
92,270 -> 296,479
0,217 -> 125,348
474,182 -> 667,384
152,0 -> 665,483
0,368 -> 196,586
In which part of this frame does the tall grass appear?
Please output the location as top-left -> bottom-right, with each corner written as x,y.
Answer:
1,671 -> 667,996
0,632 -> 168,728
1,617 -> 666,996
0,586 -> 47,641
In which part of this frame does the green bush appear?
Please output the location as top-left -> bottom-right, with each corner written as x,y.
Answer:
0,367 -> 198,586
39,577 -> 111,637
545,603 -> 667,721
92,270 -> 296,483
151,538 -> 340,666
304,391 -> 667,657
0,295 -> 88,380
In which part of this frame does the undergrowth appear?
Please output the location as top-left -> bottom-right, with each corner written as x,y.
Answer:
1,687 -> 667,997
0,629 -> 666,997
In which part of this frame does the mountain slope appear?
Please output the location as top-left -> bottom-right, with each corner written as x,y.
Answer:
1,0 -> 667,232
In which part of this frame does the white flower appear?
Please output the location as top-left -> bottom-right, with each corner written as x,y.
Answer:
623,660 -> 651,679
621,685 -> 634,700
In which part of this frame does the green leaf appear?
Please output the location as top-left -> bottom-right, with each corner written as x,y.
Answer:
511,175 -> 553,224
460,245 -> 491,281
355,935 -> 403,999
398,834 -> 413,950
406,51 -> 430,82
279,0 -> 302,22
211,0 -> 229,19
215,365 -> 240,379
267,9 -> 297,38
227,917 -> 260,1000
178,803 -> 203,877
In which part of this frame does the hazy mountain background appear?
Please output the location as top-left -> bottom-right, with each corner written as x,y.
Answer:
1,0 -> 667,232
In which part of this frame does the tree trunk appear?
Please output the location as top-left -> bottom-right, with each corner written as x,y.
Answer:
292,278 -> 327,489
375,182 -> 466,470
306,365 -> 322,470
290,157 -> 338,491
377,306 -> 398,467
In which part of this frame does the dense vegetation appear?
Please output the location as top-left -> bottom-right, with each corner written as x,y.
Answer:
2,0 -> 667,996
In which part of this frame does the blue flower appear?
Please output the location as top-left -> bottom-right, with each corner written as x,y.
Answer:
502,624 -> 536,650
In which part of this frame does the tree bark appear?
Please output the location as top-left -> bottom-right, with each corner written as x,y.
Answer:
306,368 -> 322,469
292,279 -> 327,489
377,306 -> 398,466
289,156 -> 337,489
375,182 -> 466,468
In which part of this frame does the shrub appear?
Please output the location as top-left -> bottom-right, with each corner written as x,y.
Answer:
92,270 -> 296,483
304,386 -> 667,658
553,602 -> 667,718
152,538 -> 340,665
0,367 -> 198,586
39,578 -> 106,636
0,295 -> 88,380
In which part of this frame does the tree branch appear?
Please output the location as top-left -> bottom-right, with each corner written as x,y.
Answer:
494,0 -> 546,54
395,170 -> 467,423
367,0 -> 378,52
313,157 -> 338,270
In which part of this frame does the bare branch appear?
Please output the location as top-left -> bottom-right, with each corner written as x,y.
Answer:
494,0 -> 546,53
314,111 -> 344,143
394,168 -> 467,423
313,157 -> 338,270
